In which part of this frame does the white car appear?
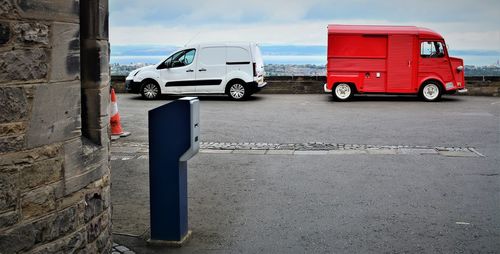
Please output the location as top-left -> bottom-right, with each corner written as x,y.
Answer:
125,42 -> 266,100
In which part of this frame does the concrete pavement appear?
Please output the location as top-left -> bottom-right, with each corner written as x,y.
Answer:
111,94 -> 500,253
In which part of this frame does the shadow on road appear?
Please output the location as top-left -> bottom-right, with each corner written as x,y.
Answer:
129,94 -> 265,102
326,94 -> 463,103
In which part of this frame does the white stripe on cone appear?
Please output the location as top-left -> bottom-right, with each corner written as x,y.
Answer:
110,101 -> 118,117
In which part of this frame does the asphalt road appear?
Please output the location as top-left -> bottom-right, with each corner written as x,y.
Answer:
111,93 -> 500,253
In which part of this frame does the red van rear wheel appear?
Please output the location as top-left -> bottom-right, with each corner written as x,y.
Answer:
333,83 -> 353,101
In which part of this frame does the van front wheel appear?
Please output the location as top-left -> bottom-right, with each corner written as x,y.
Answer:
420,82 -> 442,102
228,82 -> 247,100
333,83 -> 353,101
141,80 -> 160,100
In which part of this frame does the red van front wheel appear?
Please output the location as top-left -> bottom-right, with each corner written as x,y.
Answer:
420,82 -> 442,102
333,83 -> 353,101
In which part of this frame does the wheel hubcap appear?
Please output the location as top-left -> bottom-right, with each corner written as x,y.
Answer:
143,83 -> 158,98
423,83 -> 439,100
335,84 -> 351,99
230,84 -> 245,99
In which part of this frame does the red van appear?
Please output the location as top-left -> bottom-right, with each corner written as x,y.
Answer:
325,25 -> 467,101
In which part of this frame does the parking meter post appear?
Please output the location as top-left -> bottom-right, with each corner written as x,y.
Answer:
147,97 -> 199,246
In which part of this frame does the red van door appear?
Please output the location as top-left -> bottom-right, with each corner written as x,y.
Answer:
418,40 -> 455,89
387,35 -> 415,92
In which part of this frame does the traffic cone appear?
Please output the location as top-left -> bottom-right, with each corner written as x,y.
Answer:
110,88 -> 131,138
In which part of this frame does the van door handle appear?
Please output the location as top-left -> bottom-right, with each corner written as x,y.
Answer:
199,68 -> 207,72
186,69 -> 194,72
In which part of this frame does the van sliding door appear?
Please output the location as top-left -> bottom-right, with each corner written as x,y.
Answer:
387,35 -> 415,92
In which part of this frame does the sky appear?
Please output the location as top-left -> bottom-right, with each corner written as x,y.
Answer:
109,0 -> 500,66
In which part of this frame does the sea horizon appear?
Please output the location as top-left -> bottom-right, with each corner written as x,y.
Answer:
110,45 -> 500,67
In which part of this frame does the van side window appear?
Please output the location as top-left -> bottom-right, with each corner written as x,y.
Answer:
421,41 -> 445,58
178,49 -> 196,66
165,49 -> 196,68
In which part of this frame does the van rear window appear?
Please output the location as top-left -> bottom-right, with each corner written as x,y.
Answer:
227,47 -> 250,63
199,47 -> 226,66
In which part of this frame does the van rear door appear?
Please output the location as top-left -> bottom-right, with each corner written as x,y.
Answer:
195,46 -> 227,93
251,44 -> 265,80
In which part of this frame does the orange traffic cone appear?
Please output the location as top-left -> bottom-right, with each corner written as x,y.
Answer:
110,88 -> 131,138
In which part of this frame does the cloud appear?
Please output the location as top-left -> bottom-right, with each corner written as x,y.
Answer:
109,0 -> 500,50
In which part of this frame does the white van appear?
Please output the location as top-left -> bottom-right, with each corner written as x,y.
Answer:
125,42 -> 266,100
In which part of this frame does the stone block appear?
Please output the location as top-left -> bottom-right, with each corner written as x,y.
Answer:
86,210 -> 109,243
0,210 -> 19,228
0,21 -> 11,45
0,86 -> 30,123
79,242 -> 98,254
25,81 -> 81,148
84,192 -> 104,223
57,188 -> 85,211
0,167 -> 18,212
0,49 -> 48,83
12,22 -> 49,45
20,157 -> 63,191
0,0 -> 16,17
64,162 -> 109,195
0,143 -> 61,167
30,205 -> 79,245
0,134 -> 24,153
0,122 -> 26,136
80,0 -> 109,40
64,138 -> 109,179
83,127 -> 110,147
16,0 -> 79,23
96,226 -> 111,253
0,222 -> 36,253
101,186 -> 110,209
30,228 -> 87,254
81,39 -> 110,88
21,185 -> 56,219
82,87 -> 110,129
50,22 -> 80,82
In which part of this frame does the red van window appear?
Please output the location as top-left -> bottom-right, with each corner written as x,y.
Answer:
420,41 -> 445,58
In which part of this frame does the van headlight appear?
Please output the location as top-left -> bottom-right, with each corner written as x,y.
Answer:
445,82 -> 454,90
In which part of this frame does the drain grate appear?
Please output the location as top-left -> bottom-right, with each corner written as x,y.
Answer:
110,141 -> 484,160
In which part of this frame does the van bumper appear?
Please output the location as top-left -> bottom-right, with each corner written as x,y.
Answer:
125,79 -> 141,94
248,81 -> 267,93
324,83 -> 332,93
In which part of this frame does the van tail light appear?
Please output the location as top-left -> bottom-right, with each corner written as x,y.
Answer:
253,62 -> 257,77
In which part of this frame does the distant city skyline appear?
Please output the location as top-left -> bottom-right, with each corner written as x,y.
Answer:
110,45 -> 500,67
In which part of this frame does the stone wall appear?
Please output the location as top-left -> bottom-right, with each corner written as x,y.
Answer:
0,0 -> 112,253
111,75 -> 500,96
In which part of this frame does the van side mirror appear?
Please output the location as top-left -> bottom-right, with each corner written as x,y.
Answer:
157,61 -> 170,70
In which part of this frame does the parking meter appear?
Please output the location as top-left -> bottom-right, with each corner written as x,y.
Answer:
148,97 -> 199,245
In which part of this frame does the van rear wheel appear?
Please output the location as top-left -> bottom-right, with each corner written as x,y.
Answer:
420,82 -> 442,102
333,83 -> 353,101
228,82 -> 247,100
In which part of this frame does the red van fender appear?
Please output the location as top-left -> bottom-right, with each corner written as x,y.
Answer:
418,76 -> 445,91
327,74 -> 361,91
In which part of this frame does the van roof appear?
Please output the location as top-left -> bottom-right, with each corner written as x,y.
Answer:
328,24 -> 443,39
184,42 -> 256,49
